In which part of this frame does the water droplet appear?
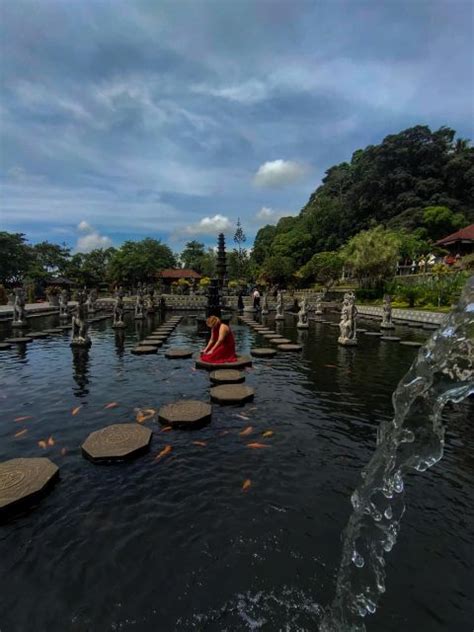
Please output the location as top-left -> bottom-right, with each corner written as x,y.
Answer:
384,506 -> 393,520
352,551 -> 365,568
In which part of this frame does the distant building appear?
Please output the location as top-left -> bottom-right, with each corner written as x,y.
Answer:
434,224 -> 474,255
158,268 -> 202,291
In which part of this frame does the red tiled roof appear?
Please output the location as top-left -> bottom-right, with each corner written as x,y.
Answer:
435,224 -> 474,246
158,268 -> 202,279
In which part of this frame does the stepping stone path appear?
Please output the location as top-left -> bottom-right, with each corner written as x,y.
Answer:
165,347 -> 193,359
210,384 -> 255,405
43,328 -> 63,334
82,424 -> 152,462
380,336 -> 401,342
159,400 -> 211,429
0,343 -> 12,350
262,333 -> 277,338
5,337 -> 32,344
251,348 -> 277,358
209,369 -> 245,384
131,345 -> 158,355
28,332 -> 49,339
269,337 -> 291,344
364,332 -> 383,337
277,343 -> 302,352
400,341 -> 423,347
195,355 -> 252,371
0,457 -> 59,517
142,339 -> 163,347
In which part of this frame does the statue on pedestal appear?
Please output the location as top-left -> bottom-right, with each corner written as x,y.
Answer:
146,284 -> 156,314
380,294 -> 395,329
71,290 -> 91,347
135,283 -> 145,319
86,288 -> 98,315
112,286 -> 125,328
297,297 -> 309,328
338,292 -> 358,346
59,289 -> 69,319
12,288 -> 27,328
315,293 -> 324,315
275,291 -> 285,320
261,293 -> 269,315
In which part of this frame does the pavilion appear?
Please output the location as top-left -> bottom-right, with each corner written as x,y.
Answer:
434,224 -> 474,256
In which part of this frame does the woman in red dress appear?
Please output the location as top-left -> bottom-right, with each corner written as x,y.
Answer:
201,316 -> 238,363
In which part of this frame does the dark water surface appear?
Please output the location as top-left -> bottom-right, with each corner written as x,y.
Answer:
0,313 -> 472,632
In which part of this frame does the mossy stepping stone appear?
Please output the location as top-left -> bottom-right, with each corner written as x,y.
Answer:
0,342 -> 12,350
422,324 -> 438,330
0,457 -> 59,518
5,337 -> 33,344
131,345 -> 158,355
28,332 -> 49,339
262,333 -> 277,338
270,337 -> 291,344
209,369 -> 245,384
159,400 -> 211,429
81,424 -> 152,462
251,347 -> 277,358
210,384 -> 255,405
400,341 -> 423,347
364,332 -> 383,337
142,339 -> 163,347
165,347 -> 193,359
277,343 -> 302,351
195,355 -> 252,371
43,328 -> 64,334
380,336 -> 401,342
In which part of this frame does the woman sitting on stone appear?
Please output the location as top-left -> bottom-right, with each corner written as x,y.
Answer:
201,315 -> 238,363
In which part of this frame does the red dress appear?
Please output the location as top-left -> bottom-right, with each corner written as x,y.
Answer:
201,324 -> 238,363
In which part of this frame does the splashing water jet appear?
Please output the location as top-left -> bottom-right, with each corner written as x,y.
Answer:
321,276 -> 474,631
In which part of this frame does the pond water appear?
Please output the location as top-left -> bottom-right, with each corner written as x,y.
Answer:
0,313 -> 472,631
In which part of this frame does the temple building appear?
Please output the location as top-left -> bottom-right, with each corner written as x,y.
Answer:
435,224 -> 474,256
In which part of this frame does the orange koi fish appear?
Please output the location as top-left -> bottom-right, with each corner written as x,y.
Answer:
14,415 -> 32,423
14,429 -> 28,438
247,442 -> 270,449
47,436 -> 55,446
160,425 -> 172,432
242,479 -> 252,492
38,440 -> 47,449
239,426 -> 253,436
136,408 -> 156,423
60,447 -> 68,456
262,430 -> 274,438
192,441 -> 207,447
104,402 -> 118,409
71,406 -> 81,416
155,445 -> 172,461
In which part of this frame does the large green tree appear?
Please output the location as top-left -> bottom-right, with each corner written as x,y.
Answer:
422,206 -> 466,241
0,232 -> 33,285
343,227 -> 401,288
180,240 -> 206,272
108,238 -> 175,285
298,251 -> 344,289
66,248 -> 116,287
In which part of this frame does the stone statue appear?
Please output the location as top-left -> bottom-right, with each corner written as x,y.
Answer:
380,294 -> 395,329
146,284 -> 156,314
315,292 -> 324,315
12,287 -> 26,327
297,297 -> 309,328
71,289 -> 91,347
86,288 -> 98,315
338,292 -> 358,346
135,283 -> 145,320
112,286 -> 125,328
261,292 -> 269,315
59,289 -> 69,319
275,290 -> 285,320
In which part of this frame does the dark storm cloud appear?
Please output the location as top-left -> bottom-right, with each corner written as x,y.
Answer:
0,0 -> 472,250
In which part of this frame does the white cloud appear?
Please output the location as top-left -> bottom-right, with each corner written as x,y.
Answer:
183,214 -> 232,235
257,206 -> 275,220
74,221 -> 112,253
254,206 -> 294,225
253,159 -> 309,188
191,79 -> 268,104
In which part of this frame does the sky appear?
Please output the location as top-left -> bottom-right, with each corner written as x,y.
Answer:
0,0 -> 473,254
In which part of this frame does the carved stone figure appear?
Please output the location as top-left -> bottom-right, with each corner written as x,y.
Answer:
338,292 -> 358,346
275,291 -> 285,320
146,284 -> 156,314
134,283 -> 145,320
380,294 -> 395,329
59,289 -> 69,319
112,286 -> 126,328
297,297 -> 309,328
315,293 -> 324,315
71,290 -> 91,347
86,288 -> 98,315
12,288 -> 27,327
261,293 -> 269,315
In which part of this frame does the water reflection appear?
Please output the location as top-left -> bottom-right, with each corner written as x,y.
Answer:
114,329 -> 125,357
71,347 -> 90,396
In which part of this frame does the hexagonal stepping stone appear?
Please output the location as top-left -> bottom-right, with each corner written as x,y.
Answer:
0,458 -> 59,518
262,332 -> 277,338
270,337 -> 291,344
251,347 -> 277,358
364,331 -> 383,337
400,340 -> 423,347
277,343 -> 302,352
195,355 -> 253,371
142,339 -> 163,347
209,369 -> 245,384
81,424 -> 152,463
380,336 -> 401,342
59,324 -> 71,330
5,337 -> 33,344
28,332 -> 50,339
357,328 -> 367,333
159,400 -> 211,429
0,343 -> 12,350
210,384 -> 255,405
165,347 -> 193,359
43,328 -> 64,334
131,345 -> 158,355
